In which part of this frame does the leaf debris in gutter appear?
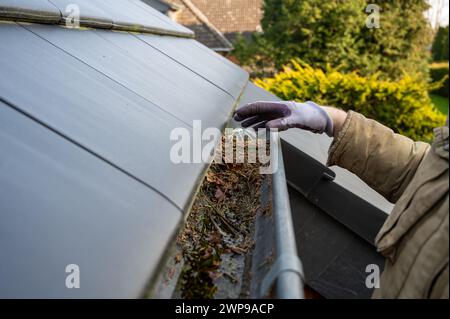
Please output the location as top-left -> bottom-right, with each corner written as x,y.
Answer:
176,135 -> 269,299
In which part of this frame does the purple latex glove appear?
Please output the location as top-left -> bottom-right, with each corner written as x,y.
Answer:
233,101 -> 334,136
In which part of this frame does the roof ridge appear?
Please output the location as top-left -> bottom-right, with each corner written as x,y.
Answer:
0,0 -> 194,38
179,0 -> 233,50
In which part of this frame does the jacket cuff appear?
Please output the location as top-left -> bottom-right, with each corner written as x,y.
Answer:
327,110 -> 354,167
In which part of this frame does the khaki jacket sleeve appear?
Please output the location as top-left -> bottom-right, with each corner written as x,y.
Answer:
327,111 -> 430,203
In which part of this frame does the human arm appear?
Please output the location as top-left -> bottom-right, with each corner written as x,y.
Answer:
234,101 -> 430,202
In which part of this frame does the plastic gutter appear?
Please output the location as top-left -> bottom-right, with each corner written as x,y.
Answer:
233,83 -> 305,299
261,133 -> 305,299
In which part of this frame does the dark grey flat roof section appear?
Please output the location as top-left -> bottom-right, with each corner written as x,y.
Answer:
0,0 -> 61,23
289,186 -> 385,298
280,123 -> 391,245
281,130 -> 394,214
0,102 -> 181,298
282,140 -> 388,245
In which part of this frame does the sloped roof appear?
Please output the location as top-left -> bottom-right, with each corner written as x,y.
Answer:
0,0 -> 392,299
0,0 -> 247,298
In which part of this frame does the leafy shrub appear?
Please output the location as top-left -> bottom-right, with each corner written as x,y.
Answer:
430,62 -> 449,97
255,60 -> 446,141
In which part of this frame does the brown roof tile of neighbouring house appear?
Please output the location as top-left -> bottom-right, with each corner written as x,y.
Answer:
154,0 -> 263,52
187,0 -> 263,42
165,0 -> 233,51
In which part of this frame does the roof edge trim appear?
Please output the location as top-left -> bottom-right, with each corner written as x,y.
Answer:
210,47 -> 233,52
0,6 -> 61,24
112,22 -> 194,38
0,9 -> 195,38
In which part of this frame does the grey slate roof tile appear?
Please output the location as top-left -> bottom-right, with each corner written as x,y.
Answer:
0,22 -> 213,210
136,33 -> 248,99
0,102 -> 181,298
0,1 -> 247,298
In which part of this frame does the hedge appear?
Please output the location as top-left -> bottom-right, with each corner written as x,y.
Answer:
255,60 -> 446,141
432,26 -> 449,62
430,62 -> 449,97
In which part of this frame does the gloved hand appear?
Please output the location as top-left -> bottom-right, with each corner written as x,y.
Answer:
233,101 -> 334,137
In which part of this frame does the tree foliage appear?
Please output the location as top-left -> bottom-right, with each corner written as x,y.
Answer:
234,0 -> 432,80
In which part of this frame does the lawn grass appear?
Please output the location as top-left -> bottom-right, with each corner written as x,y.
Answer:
430,94 -> 449,115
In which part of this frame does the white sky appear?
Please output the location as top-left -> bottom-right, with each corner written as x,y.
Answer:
426,0 -> 449,28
